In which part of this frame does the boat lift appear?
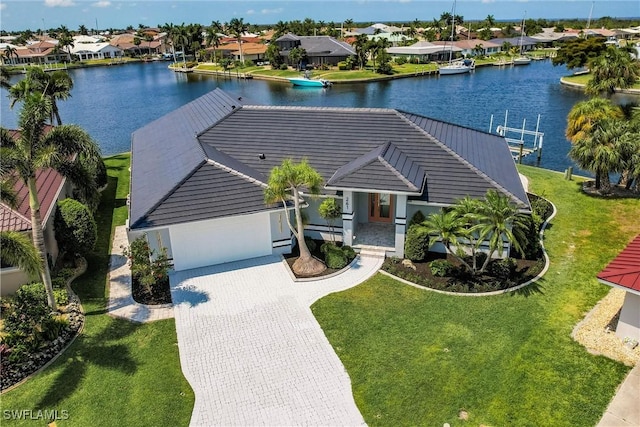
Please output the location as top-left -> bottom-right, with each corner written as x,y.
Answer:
489,111 -> 544,164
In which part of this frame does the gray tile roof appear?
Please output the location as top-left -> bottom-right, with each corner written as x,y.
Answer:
130,90 -> 530,229
298,36 -> 355,56
327,142 -> 426,193
129,88 -> 242,229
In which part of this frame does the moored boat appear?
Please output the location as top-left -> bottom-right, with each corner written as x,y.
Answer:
288,77 -> 332,87
439,59 -> 475,75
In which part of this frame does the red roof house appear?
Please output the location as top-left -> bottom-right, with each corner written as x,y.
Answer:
597,235 -> 640,341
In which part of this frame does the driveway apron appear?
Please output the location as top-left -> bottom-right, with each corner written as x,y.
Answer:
170,255 -> 382,426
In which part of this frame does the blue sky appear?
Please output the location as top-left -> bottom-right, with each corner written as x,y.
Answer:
0,1 -> 638,32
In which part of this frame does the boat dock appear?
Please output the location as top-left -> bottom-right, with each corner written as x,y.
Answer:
490,111 -> 544,164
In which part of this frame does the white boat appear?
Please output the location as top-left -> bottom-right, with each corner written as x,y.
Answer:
439,59 -> 475,75
513,13 -> 531,66
438,0 -> 474,75
288,77 -> 331,87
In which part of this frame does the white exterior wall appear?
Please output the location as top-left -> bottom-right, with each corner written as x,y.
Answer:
616,292 -> 640,342
0,268 -> 32,296
342,191 -> 354,246
304,197 -> 343,242
394,195 -> 407,257
270,210 -> 293,255
169,212 -> 272,271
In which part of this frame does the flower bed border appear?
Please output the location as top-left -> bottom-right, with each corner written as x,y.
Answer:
281,255 -> 360,283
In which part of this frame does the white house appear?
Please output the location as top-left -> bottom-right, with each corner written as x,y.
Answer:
127,89 -> 530,271
70,42 -> 123,60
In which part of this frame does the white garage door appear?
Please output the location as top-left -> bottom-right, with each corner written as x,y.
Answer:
170,212 -> 272,271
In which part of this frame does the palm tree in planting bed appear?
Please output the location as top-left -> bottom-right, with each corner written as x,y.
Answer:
1,93 -> 102,310
586,46 -> 640,97
265,159 -> 326,276
423,190 -> 526,275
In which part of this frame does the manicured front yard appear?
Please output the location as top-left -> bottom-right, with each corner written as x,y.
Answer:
312,165 -> 639,426
0,154 -> 194,426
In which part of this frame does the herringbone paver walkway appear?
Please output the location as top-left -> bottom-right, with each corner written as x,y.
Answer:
171,255 -> 382,426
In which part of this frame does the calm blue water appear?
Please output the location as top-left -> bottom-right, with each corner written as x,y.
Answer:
1,60 -> 636,173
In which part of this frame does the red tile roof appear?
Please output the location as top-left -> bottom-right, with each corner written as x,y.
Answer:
1,128 -> 66,233
597,235 -> 640,295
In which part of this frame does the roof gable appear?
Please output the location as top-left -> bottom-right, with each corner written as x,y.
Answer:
129,88 -> 242,228
597,235 -> 640,294
327,142 -> 426,193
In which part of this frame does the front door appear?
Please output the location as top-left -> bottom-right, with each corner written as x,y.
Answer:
369,193 -> 394,223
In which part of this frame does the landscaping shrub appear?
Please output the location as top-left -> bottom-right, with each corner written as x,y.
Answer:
41,315 -> 69,341
488,257 -> 518,281
320,243 -> 354,269
1,283 -> 52,355
430,259 -> 453,277
408,210 -> 426,227
122,236 -> 172,296
394,56 -> 407,65
404,224 -> 430,261
53,288 -> 69,306
55,198 -> 97,258
338,61 -> 349,70
279,63 -> 289,70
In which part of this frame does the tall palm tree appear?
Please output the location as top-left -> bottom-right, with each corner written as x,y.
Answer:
485,14 -> 496,28
57,26 -> 74,62
0,231 -> 42,278
566,97 -> 622,145
586,46 -> 640,97
205,21 -> 222,63
1,93 -> 102,309
8,68 -> 73,125
227,18 -> 249,63
570,118 -> 626,194
265,159 -> 326,276
474,190 -> 527,272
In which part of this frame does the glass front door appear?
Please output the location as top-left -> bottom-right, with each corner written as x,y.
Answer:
368,193 -> 393,223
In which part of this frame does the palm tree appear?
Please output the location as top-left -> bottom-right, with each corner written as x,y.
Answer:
4,45 -> 18,65
485,14 -> 496,28
78,24 -> 88,35
227,18 -> 248,63
423,209 -> 475,273
474,190 -> 527,272
0,67 -> 11,89
8,68 -> 74,125
566,97 -> 622,145
0,231 -> 42,278
569,118 -> 626,194
344,19 -> 354,33
1,92 -> 102,309
205,21 -> 222,63
586,46 -> 640,97
265,159 -> 326,276
57,26 -> 74,62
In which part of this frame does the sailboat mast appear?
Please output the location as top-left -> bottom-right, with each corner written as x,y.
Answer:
449,0 -> 456,62
520,11 -> 526,55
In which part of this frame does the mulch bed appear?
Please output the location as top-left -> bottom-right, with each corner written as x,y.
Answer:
284,239 -> 349,279
582,181 -> 640,199
383,252 -> 544,293
132,276 -> 172,305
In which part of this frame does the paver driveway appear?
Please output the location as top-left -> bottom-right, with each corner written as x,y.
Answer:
170,254 -> 383,426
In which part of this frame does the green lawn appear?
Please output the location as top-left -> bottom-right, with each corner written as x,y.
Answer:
312,165 -> 639,427
0,154 -> 194,426
563,72 -> 640,89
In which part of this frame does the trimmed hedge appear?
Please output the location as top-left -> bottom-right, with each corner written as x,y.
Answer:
404,224 -> 430,261
54,199 -> 97,257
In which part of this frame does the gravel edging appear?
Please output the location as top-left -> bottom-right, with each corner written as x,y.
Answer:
1,259 -> 87,394
572,288 -> 640,367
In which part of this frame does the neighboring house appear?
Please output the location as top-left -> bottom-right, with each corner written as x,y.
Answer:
70,42 -> 123,60
530,28 -> 579,46
274,33 -> 355,66
0,131 -> 71,295
387,41 -> 463,62
432,39 -> 502,56
597,235 -> 640,342
367,33 -> 410,47
7,41 -> 66,65
128,89 -> 530,272
214,42 -> 268,62
489,37 -> 539,52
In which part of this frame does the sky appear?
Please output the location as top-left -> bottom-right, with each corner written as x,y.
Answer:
0,0 -> 638,32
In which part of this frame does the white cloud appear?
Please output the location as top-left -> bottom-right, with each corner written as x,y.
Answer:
44,0 -> 76,7
0,3 -> 6,10
246,9 -> 255,15
481,0 -> 496,3
92,1 -> 111,7
261,8 -> 283,15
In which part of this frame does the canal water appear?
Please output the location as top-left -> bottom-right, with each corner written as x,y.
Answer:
1,60 -> 636,173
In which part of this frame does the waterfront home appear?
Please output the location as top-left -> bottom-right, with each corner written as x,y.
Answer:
274,33 -> 355,67
128,89 -> 529,271
387,41 -> 463,62
432,39 -> 502,57
5,41 -> 66,65
70,43 -> 123,61
490,36 -> 539,52
214,42 -> 268,63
